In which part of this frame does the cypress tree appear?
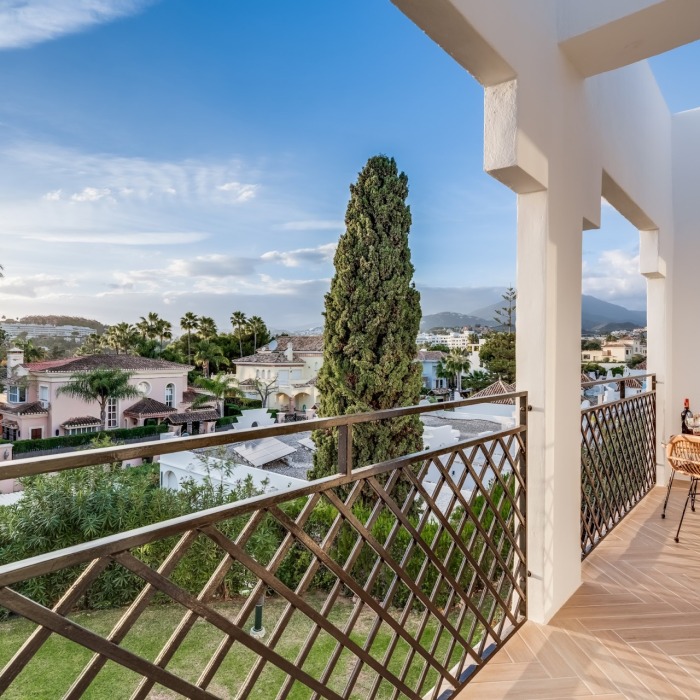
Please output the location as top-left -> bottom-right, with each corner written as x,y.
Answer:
310,155 -> 423,479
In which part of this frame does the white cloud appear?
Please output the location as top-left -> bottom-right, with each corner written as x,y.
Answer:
167,254 -> 257,278
24,232 -> 208,245
582,249 -> 646,307
70,186 -> 112,202
0,0 -> 154,50
216,181 -> 258,202
0,273 -> 70,298
261,242 -> 337,267
278,220 -> 344,231
5,144 -> 261,206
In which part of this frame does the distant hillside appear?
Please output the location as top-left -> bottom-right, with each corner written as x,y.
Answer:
16,315 -> 106,333
580,295 -> 646,331
421,294 -> 646,334
420,312 -> 494,331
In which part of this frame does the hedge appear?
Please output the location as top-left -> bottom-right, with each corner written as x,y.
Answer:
225,397 -> 263,410
11,424 -> 170,455
215,416 -> 238,427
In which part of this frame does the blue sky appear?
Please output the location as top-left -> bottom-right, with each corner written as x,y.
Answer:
0,0 -> 688,330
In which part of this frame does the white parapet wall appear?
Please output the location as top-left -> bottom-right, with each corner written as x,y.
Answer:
433,403 -> 515,429
160,450 -> 307,494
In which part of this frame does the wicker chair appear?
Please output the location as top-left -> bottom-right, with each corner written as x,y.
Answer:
663,434 -> 700,541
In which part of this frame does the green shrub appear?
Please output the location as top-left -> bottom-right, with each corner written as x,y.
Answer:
215,416 -> 238,427
11,424 -> 169,455
0,457 -> 265,617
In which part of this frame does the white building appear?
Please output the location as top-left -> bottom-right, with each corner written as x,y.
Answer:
233,336 -> 322,411
0,323 -> 95,341
392,0 -> 689,624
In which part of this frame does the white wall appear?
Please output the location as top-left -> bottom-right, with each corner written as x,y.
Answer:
392,0 -> 681,623
159,450 -> 308,494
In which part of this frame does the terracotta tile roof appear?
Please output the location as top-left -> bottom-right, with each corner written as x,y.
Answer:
61,416 -> 101,427
0,401 -> 49,415
1,419 -> 19,429
237,378 -> 259,387
429,387 -> 451,396
165,409 -> 220,424
622,377 -> 643,390
581,373 -> 594,384
182,389 -> 208,403
234,352 -> 305,366
636,360 -> 647,370
263,335 -> 323,352
25,354 -> 192,373
21,358 -> 76,372
470,379 -> 516,405
416,350 -> 447,362
123,398 -> 176,416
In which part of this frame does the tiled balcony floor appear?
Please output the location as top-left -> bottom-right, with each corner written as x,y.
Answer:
456,481 -> 700,699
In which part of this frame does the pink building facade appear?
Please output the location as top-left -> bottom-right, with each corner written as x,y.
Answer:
0,349 -> 214,441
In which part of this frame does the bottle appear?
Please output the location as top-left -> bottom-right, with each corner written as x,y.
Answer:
682,398 -> 692,434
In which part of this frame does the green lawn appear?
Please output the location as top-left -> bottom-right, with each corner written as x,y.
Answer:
0,594 -> 482,699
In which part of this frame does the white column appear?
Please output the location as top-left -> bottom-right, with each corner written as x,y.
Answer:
639,229 -> 667,484
516,186 -> 583,624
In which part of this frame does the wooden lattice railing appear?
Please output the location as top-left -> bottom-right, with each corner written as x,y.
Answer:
581,375 -> 656,557
0,395 -> 527,699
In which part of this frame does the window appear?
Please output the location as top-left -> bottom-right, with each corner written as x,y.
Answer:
66,426 -> 99,435
39,385 -> 49,408
165,383 -> 175,408
106,397 -> 117,428
8,386 -> 26,403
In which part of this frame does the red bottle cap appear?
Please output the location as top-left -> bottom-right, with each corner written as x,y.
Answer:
685,398 -> 690,408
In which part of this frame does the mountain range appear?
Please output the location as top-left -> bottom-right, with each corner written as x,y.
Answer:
420,294 -> 646,333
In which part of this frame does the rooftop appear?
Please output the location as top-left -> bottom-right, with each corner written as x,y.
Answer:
262,336 -> 323,353
24,355 -> 192,373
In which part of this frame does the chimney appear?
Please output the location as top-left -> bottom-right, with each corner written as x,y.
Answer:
285,343 -> 294,362
7,347 -> 24,379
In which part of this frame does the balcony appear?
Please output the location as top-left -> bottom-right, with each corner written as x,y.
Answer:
0,375 -> 674,698
0,393 -> 529,699
456,483 -> 699,699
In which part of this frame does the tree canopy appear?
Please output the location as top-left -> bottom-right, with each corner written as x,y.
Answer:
310,155 -> 423,479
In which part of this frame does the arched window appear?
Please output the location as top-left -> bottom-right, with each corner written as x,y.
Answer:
165,383 -> 175,408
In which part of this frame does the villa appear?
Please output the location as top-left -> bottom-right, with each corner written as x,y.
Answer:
233,335 -> 322,411
0,348 -> 217,440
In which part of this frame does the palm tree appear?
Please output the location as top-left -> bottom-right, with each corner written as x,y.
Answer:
105,323 -> 139,354
194,339 -> 230,378
57,369 -> 141,430
180,312 -> 199,364
192,375 -> 243,416
230,311 -> 247,357
75,333 -> 104,356
198,316 -> 218,340
155,319 -> 172,352
246,315 -> 266,353
15,338 -> 46,362
138,312 -> 161,342
438,349 -> 471,397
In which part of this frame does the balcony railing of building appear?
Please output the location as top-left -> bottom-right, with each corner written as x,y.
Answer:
0,393 -> 527,699
581,373 -> 657,557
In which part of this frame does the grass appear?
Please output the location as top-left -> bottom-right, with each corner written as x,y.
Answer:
0,593 -> 485,699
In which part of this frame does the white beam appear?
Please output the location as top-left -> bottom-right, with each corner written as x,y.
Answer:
559,0 -> 700,78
